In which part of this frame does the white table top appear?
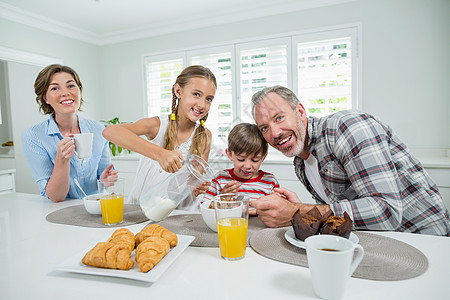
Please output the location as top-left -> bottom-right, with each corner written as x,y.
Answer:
1,192 -> 449,300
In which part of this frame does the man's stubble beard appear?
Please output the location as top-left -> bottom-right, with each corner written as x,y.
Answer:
280,114 -> 306,158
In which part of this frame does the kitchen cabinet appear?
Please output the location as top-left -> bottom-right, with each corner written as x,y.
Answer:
0,169 -> 15,194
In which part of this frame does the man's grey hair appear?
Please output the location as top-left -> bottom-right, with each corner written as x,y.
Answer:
251,85 -> 300,119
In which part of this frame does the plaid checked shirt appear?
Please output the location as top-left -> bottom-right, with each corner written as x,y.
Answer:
294,110 -> 450,236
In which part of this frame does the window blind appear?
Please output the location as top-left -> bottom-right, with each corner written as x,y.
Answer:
297,37 -> 352,117
239,45 -> 288,123
191,52 -> 233,156
145,58 -> 183,117
143,27 -> 358,160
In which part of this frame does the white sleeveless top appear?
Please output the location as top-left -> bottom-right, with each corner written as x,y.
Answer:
128,115 -> 200,211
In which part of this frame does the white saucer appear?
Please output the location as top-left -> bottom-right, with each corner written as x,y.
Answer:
284,228 -> 359,249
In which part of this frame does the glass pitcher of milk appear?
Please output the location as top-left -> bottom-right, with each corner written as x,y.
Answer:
139,154 -> 214,222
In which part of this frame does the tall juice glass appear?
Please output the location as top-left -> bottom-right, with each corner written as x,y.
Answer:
214,193 -> 249,261
98,178 -> 124,225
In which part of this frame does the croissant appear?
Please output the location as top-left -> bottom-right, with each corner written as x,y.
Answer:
135,224 -> 178,247
107,228 -> 135,252
82,228 -> 135,270
82,242 -> 134,270
135,237 -> 170,272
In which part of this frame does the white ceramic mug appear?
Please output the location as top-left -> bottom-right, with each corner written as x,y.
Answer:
305,235 -> 364,300
72,133 -> 93,159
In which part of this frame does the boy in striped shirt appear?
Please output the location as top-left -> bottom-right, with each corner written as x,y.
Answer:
201,123 -> 280,205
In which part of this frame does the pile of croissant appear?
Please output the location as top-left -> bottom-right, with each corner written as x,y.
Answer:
82,224 -> 177,273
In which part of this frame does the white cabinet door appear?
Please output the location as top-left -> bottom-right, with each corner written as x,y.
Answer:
0,169 -> 15,194
111,157 -> 139,197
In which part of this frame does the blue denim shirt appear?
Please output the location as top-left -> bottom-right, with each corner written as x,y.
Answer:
22,115 -> 112,200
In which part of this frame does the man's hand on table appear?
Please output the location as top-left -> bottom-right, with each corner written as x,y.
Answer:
250,187 -> 332,228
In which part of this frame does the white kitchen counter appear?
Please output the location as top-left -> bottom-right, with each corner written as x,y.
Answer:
0,192 -> 449,300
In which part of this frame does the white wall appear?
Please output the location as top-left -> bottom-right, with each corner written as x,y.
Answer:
0,18 -> 102,120
0,0 -> 449,193
0,18 -> 102,192
0,61 -> 12,143
7,62 -> 45,193
99,0 -> 450,152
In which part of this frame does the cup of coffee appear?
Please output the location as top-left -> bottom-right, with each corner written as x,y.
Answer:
72,133 -> 93,159
305,235 -> 364,300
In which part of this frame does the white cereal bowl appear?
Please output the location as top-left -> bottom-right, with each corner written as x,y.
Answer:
83,193 -> 102,215
200,201 -> 217,232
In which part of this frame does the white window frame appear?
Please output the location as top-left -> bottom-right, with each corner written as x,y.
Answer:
142,51 -> 186,117
188,45 -> 236,157
236,36 -> 293,123
142,23 -> 362,161
292,27 -> 361,115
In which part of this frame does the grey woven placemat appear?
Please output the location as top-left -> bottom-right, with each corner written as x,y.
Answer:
156,214 -> 267,247
249,228 -> 428,281
46,204 -> 148,228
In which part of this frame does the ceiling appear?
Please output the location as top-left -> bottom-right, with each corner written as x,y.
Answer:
0,0 -> 352,45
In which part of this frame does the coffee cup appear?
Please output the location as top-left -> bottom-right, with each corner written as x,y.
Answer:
305,235 -> 364,300
72,133 -> 93,159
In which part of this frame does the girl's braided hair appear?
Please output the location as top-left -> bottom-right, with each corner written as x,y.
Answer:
163,65 -> 217,158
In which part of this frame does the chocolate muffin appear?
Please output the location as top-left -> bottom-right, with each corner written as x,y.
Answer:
290,208 -> 353,241
320,212 -> 352,239
290,207 -> 331,241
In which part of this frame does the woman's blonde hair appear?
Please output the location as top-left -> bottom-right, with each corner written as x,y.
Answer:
163,65 -> 217,158
34,64 -> 84,115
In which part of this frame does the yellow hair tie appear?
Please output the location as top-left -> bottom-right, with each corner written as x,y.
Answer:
200,120 -> 205,127
171,113 -> 176,121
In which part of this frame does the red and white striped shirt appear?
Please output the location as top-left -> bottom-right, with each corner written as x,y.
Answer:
202,168 -> 280,203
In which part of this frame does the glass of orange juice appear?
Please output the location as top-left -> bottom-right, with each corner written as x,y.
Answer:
214,193 -> 249,261
98,178 -> 124,225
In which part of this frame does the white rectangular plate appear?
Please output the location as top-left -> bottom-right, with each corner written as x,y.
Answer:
54,234 -> 195,282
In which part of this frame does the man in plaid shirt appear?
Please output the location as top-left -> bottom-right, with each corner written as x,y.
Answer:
250,85 -> 450,236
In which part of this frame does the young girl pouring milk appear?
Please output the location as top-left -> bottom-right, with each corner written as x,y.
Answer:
103,65 -> 216,212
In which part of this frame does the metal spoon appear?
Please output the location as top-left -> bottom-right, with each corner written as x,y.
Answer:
74,178 -> 88,198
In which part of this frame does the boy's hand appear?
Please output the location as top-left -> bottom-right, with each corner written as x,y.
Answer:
193,181 -> 211,197
222,180 -> 241,194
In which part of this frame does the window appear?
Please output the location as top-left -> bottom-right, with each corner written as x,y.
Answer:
145,57 -> 183,117
190,49 -> 233,155
143,26 -> 360,160
238,39 -> 289,124
296,37 -> 353,117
